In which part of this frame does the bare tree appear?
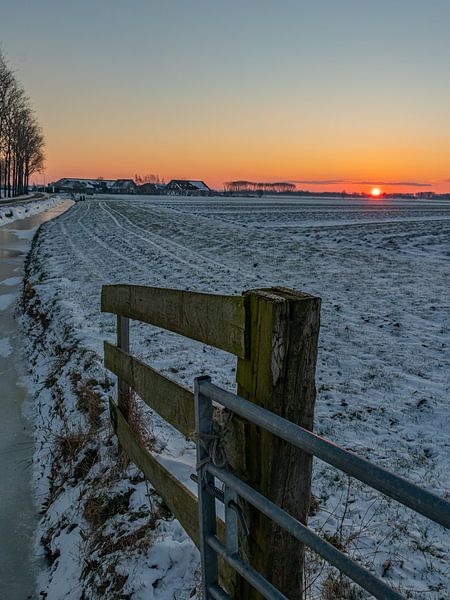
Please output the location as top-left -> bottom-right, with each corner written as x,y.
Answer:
134,173 -> 159,185
0,48 -> 45,198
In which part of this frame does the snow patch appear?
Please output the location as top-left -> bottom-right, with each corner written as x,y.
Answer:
11,228 -> 37,240
0,195 -> 62,227
0,293 -> 16,311
0,276 -> 22,287
0,337 -> 12,357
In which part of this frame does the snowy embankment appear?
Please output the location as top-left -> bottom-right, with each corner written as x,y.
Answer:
21,195 -> 450,599
0,195 -> 62,227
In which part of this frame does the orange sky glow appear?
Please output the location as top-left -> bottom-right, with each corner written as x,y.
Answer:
5,1 -> 449,196
40,130 -> 450,194
38,87 -> 450,194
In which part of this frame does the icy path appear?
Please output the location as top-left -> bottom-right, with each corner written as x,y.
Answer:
28,195 -> 450,598
0,200 -> 72,598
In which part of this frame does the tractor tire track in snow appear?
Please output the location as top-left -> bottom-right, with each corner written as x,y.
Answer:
101,201 -> 246,278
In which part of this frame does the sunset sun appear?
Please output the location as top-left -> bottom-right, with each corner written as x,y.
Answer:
371,187 -> 382,197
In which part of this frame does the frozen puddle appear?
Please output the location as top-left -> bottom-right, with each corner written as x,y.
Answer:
0,248 -> 23,258
11,228 -> 38,241
0,336 -> 12,357
1,276 -> 22,286
0,199 -> 73,599
0,292 -> 16,311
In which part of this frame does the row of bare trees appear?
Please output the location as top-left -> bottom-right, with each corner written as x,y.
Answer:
134,173 -> 165,185
0,49 -> 45,198
224,180 -> 296,194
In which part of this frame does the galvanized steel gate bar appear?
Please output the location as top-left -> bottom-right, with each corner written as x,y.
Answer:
194,376 -> 450,600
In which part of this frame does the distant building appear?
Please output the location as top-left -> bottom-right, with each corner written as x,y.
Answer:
138,182 -> 167,195
51,177 -> 211,196
166,180 -> 211,196
51,178 -> 116,193
111,179 -> 137,194
51,177 -> 139,195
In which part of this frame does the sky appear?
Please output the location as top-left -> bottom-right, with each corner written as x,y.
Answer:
2,0 -> 450,193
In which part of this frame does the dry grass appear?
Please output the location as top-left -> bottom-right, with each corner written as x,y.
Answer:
322,572 -> 359,600
56,428 -> 92,463
21,279 -> 51,331
76,380 -> 103,429
69,370 -> 82,388
309,494 -> 320,517
22,280 -> 36,304
303,478 -> 368,599
97,520 -> 155,557
127,391 -> 156,452
84,491 -> 132,528
74,447 -> 99,481
81,487 -> 173,598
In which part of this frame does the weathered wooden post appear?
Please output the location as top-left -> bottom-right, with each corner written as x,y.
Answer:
117,315 -> 130,416
232,287 -> 321,599
116,315 -> 130,453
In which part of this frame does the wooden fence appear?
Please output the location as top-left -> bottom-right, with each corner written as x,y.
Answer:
102,284 -> 321,600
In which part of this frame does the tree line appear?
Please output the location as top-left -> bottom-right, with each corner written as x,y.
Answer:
224,180 -> 296,194
0,49 -> 45,198
134,173 -> 165,185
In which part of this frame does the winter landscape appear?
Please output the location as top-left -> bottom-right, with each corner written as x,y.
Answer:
1,1 -> 450,599
0,193 -> 445,598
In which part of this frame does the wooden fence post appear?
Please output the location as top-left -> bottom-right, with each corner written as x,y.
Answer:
117,315 -> 130,430
233,287 -> 321,600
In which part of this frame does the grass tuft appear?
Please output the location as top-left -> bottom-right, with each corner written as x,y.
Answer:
84,491 -> 133,528
76,380 -> 103,429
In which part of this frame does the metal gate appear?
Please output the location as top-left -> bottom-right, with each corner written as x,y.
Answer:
194,376 -> 450,600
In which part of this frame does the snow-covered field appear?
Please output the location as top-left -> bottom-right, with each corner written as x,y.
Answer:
0,195 -> 62,226
22,195 -> 449,599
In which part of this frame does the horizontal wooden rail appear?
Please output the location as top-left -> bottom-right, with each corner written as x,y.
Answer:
105,342 -> 195,438
102,285 -> 248,357
109,399 -> 225,549
110,398 -> 200,545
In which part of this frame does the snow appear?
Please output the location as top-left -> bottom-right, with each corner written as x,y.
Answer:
0,336 -> 12,357
0,195 -> 63,227
0,293 -> 16,311
1,192 -> 35,202
11,228 -> 37,240
188,181 -> 209,191
0,276 -> 22,286
21,194 -> 450,599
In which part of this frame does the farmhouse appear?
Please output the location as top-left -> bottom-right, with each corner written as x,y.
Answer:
51,177 -> 210,196
111,179 -> 137,194
51,177 -> 138,194
137,182 -> 167,195
166,179 -> 211,195
51,178 -> 116,193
